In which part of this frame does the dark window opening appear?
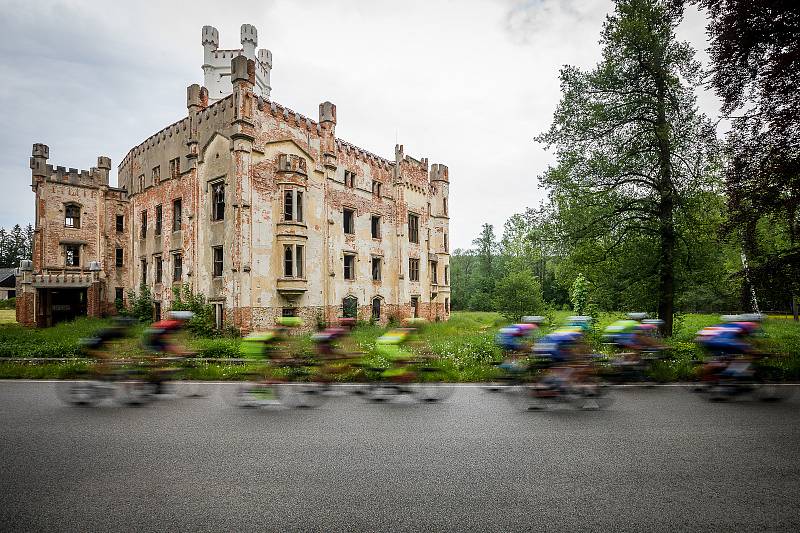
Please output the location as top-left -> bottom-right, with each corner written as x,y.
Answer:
212,246 -> 223,277
282,307 -> 297,317
283,190 -> 303,222
411,296 -> 419,318
343,254 -> 355,280
173,199 -> 182,231
371,297 -> 381,320
444,265 -> 449,285
372,181 -> 381,196
173,253 -> 182,282
155,255 -> 163,283
212,181 -> 225,221
152,165 -> 161,184
371,257 -> 381,281
409,258 -> 420,282
169,157 -> 180,179
154,301 -> 161,321
284,245 -> 293,277
155,205 -> 162,235
65,245 -> 80,267
116,215 -> 124,232
65,204 -> 80,228
344,170 -> 355,188
115,248 -> 123,267
430,261 -> 438,284
371,215 -> 381,239
343,208 -> 355,234
115,288 -> 124,303
296,245 -> 304,278
140,259 -> 147,285
140,211 -> 147,239
408,213 -> 419,243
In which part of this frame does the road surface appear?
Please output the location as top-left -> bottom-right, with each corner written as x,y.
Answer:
1,382 -> 799,532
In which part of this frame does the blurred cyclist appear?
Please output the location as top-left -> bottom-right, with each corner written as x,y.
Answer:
141,311 -> 195,393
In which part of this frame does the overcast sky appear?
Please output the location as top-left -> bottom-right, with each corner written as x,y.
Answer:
0,0 -> 721,249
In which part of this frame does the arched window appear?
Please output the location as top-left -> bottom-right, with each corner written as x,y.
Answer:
64,204 -> 80,228
371,297 -> 381,320
342,296 -> 358,319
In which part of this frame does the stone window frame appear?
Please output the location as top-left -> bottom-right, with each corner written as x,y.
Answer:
168,157 -> 181,179
172,198 -> 182,232
152,165 -> 161,185
443,198 -> 448,216
343,252 -> 356,281
409,258 -> 420,282
212,246 -> 224,278
444,264 -> 449,285
371,180 -> 382,197
282,307 -> 297,318
410,295 -> 420,318
371,255 -> 382,282
140,210 -> 147,239
140,258 -> 147,286
370,214 -> 381,240
172,251 -> 183,282
115,287 -> 124,303
371,296 -> 382,320
138,174 -> 145,193
210,178 -> 226,222
155,204 -> 163,236
430,259 -> 439,285
154,254 -> 163,284
115,214 -> 124,233
408,212 -> 420,244
64,243 -> 80,268
115,248 -> 124,268
282,187 -> 304,223
343,207 -> 356,235
64,202 -> 81,229
344,170 -> 355,188
282,244 -> 305,279
211,301 -> 224,330
342,295 -> 358,319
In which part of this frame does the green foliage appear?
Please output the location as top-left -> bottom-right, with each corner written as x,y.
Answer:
0,224 -> 34,268
570,274 -> 590,315
127,284 -> 154,323
170,284 -> 216,336
0,297 -> 16,310
493,270 -> 544,321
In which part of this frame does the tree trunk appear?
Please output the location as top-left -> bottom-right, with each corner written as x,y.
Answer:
654,79 -> 675,336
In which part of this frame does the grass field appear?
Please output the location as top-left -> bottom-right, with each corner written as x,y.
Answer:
0,310 -> 798,381
0,309 -> 16,324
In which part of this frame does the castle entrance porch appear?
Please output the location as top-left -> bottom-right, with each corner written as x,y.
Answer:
36,288 -> 88,327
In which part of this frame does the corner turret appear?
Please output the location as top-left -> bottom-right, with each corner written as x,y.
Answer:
201,23 -> 272,102
240,24 -> 257,57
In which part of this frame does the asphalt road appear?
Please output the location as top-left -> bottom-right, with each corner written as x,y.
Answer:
1,382 -> 799,532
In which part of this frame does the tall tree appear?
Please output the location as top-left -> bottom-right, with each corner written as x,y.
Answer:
696,0 -> 800,317
536,0 -> 719,334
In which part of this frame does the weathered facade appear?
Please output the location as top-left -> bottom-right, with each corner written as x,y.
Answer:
18,24 -> 450,330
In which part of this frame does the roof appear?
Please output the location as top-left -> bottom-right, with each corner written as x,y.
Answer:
0,268 -> 16,287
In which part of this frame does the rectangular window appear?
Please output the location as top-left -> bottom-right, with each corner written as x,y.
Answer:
408,213 -> 419,244
115,248 -> 123,267
343,208 -> 355,234
409,258 -> 420,282
430,261 -> 438,284
213,303 -> 224,329
212,246 -> 223,277
284,245 -> 293,277
173,252 -> 182,282
154,301 -> 161,321
445,298 -> 450,313
172,199 -> 182,231
411,296 -> 419,318
344,170 -> 355,188
65,244 -> 80,267
64,204 -> 80,228
282,308 -> 297,317
212,181 -> 225,221
140,259 -> 147,285
343,254 -> 355,280
169,157 -> 180,179
155,255 -> 163,283
371,257 -> 382,281
140,210 -> 147,239
443,198 -> 448,216
371,215 -> 381,239
372,181 -> 381,196
152,165 -> 161,184
116,214 -> 124,232
444,232 -> 449,253
138,174 -> 145,192
372,298 -> 381,320
283,190 -> 304,222
444,265 -> 449,285
155,205 -> 162,235
115,287 -> 124,303
296,245 -> 304,278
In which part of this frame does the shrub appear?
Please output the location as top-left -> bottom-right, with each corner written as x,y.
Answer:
493,270 -> 544,321
170,284 -> 216,336
570,274 -> 590,315
0,297 -> 16,310
127,284 -> 154,323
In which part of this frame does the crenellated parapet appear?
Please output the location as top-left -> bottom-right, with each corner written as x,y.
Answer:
202,24 -> 272,102
30,144 -> 113,190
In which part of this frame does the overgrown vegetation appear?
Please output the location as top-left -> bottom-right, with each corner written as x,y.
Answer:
1,312 -> 799,382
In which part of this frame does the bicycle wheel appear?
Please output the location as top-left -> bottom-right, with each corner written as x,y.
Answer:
413,382 -> 455,403
56,380 -> 102,407
115,374 -> 154,406
507,384 -> 550,411
279,382 -> 328,409
225,381 -> 281,408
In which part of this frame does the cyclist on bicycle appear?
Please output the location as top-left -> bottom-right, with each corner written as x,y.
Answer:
141,311 -> 194,393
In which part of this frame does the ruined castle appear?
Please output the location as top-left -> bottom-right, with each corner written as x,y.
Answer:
17,24 -> 450,329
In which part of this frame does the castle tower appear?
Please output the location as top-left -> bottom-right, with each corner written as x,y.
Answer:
201,24 -> 272,102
